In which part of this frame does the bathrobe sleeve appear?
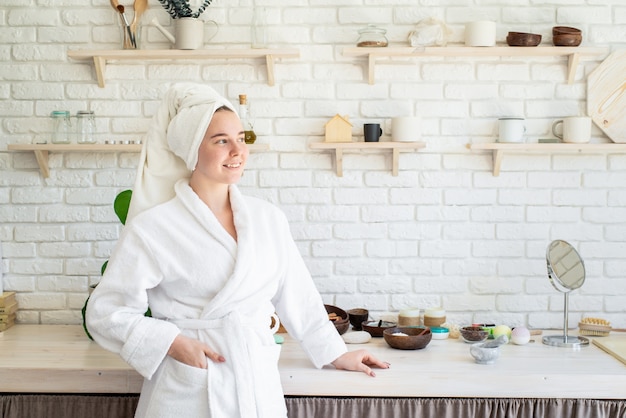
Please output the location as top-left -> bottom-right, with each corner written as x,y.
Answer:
86,223 -> 181,379
269,211 -> 348,369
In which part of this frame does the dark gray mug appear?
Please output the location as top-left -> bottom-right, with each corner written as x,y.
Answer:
364,123 -> 382,142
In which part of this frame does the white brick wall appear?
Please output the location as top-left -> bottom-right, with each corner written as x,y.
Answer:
1,1 -> 625,329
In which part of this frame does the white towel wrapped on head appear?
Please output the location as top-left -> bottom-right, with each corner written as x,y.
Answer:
127,83 -> 237,221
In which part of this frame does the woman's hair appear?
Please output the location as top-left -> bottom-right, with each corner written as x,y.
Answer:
215,105 -> 234,113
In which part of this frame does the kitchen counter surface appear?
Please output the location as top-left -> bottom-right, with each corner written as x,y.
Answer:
1,325 -> 625,398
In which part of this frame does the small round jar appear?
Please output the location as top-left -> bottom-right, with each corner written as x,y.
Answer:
424,308 -> 446,327
357,24 -> 388,47
398,308 -> 420,327
430,326 -> 449,340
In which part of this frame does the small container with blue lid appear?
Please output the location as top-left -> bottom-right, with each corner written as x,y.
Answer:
430,326 -> 450,340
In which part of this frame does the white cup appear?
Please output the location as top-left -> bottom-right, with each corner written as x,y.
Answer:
465,21 -> 496,47
552,117 -> 592,143
391,117 -> 421,142
498,117 -> 525,143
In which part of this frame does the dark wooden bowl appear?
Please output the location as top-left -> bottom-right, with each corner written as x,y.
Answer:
553,26 -> 582,36
460,326 -> 489,343
383,326 -> 432,350
506,32 -> 542,47
325,304 -> 350,335
553,33 -> 582,47
362,320 -> 397,337
347,308 -> 369,330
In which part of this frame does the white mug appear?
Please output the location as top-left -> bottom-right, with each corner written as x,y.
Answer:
465,21 -> 496,47
552,117 -> 592,143
498,117 -> 525,143
391,117 -> 421,142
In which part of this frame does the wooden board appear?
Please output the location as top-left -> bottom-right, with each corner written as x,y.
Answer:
593,335 -> 626,366
587,51 -> 626,143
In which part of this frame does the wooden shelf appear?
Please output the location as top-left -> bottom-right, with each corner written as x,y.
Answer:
309,141 -> 426,176
342,46 -> 609,85
468,142 -> 626,176
7,143 -> 269,178
67,48 -> 300,87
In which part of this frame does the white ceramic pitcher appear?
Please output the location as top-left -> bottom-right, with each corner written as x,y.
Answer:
151,17 -> 218,50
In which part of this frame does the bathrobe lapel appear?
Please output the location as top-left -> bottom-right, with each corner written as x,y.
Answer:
176,182 -> 255,319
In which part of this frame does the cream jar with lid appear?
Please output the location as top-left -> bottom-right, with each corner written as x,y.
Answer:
357,24 -> 388,47
398,308 -> 420,326
430,326 -> 450,340
424,307 -> 446,327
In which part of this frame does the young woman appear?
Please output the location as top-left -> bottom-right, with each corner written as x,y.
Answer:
86,84 -> 388,418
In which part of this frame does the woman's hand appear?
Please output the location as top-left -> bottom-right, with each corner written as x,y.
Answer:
331,349 -> 390,377
167,334 -> 226,369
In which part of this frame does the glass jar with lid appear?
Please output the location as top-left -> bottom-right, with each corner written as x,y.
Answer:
50,111 -> 72,144
76,110 -> 96,144
357,24 -> 388,47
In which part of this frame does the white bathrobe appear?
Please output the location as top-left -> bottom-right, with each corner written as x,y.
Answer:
86,180 -> 347,418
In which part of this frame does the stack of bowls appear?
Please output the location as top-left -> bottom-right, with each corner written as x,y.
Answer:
552,26 -> 582,46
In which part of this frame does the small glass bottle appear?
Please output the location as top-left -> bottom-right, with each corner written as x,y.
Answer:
76,111 -> 96,144
51,111 -> 72,144
238,94 -> 256,144
251,7 -> 268,49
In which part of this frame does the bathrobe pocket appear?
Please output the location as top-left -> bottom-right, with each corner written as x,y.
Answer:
137,357 -> 209,418
250,344 -> 287,417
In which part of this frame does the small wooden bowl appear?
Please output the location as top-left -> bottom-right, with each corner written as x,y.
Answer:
362,320 -> 397,337
383,326 -> 432,350
553,26 -> 582,36
506,32 -> 542,47
347,308 -> 369,331
553,33 -> 582,47
325,304 -> 350,335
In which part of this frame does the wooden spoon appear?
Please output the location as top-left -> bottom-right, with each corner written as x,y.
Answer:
131,0 -> 148,36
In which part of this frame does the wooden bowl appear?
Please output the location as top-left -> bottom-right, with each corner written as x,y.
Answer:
325,304 -> 350,335
347,308 -> 369,331
362,320 -> 397,337
553,26 -> 581,36
383,326 -> 432,350
460,326 -> 489,344
506,32 -> 542,47
553,33 -> 582,47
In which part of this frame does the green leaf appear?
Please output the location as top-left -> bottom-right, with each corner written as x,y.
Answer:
114,190 -> 132,225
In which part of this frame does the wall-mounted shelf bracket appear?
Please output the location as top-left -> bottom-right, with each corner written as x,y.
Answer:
310,141 -> 426,176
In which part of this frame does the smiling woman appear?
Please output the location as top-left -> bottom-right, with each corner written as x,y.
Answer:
84,83 -> 388,418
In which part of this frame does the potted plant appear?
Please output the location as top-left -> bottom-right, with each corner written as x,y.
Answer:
157,0 -> 213,19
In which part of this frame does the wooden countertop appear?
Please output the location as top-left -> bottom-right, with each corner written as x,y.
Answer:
1,325 -> 625,398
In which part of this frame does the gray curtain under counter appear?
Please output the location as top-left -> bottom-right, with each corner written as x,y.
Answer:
2,394 -> 626,418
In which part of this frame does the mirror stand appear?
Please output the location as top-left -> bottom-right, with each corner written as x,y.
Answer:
542,240 -> 590,348
542,292 -> 589,348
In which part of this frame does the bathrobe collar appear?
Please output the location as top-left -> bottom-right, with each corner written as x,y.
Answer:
174,179 -> 255,319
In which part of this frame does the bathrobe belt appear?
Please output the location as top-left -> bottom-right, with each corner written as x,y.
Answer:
169,312 -> 265,417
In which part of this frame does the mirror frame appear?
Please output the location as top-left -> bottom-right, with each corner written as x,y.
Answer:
542,240 -> 589,348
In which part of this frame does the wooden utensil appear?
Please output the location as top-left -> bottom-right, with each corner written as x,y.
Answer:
131,0 -> 148,36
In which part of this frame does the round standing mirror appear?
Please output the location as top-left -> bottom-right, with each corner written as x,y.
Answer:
543,240 -> 589,348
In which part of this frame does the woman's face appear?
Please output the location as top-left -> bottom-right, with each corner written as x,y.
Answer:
192,109 -> 249,187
